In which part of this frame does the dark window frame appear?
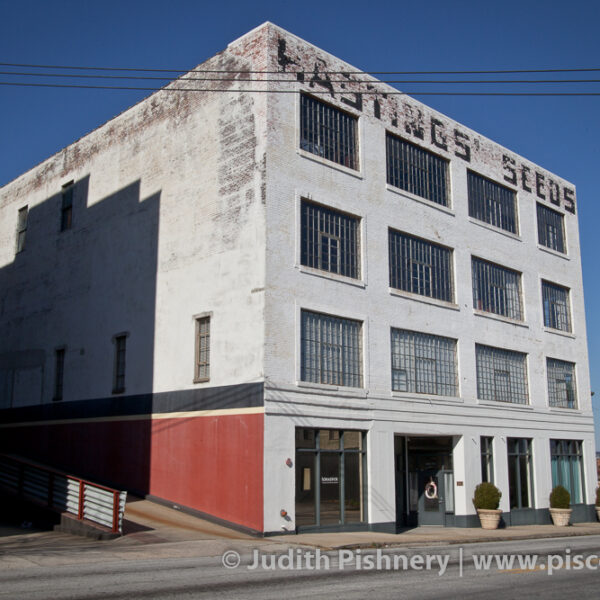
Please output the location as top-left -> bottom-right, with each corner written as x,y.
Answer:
16,206 -> 28,254
53,347 -> 66,402
537,203 -> 566,253
542,280 -> 571,332
300,199 -> 361,279
550,439 -> 584,504
388,229 -> 454,303
472,256 -> 523,320
507,437 -> 534,510
194,316 -> 211,383
481,437 -> 494,484
112,333 -> 128,395
386,133 -> 449,207
300,94 -> 358,170
468,170 -> 518,234
61,181 -> 74,232
295,428 -> 367,529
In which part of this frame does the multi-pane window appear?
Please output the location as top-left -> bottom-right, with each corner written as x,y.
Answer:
113,335 -> 127,394
300,94 -> 358,170
476,344 -> 528,405
481,437 -> 494,484
389,229 -> 453,302
386,134 -> 449,206
301,200 -> 360,279
472,257 -> 522,320
551,440 -> 583,503
537,203 -> 565,253
16,206 -> 28,253
61,182 -> 73,231
468,171 -> 517,234
507,438 -> 533,509
54,348 -> 65,402
301,310 -> 362,387
295,429 -> 367,528
547,358 -> 577,409
195,316 -> 210,382
390,329 -> 457,396
542,281 -> 571,332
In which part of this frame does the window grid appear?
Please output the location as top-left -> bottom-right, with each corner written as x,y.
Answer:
16,206 -> 28,253
389,230 -> 453,302
61,184 -> 73,231
542,281 -> 571,332
301,310 -> 362,388
472,257 -> 522,320
547,358 -> 577,409
54,348 -> 65,401
537,203 -> 565,253
300,94 -> 358,170
550,440 -> 583,503
390,329 -> 458,396
468,171 -> 517,234
195,317 -> 210,382
476,344 -> 529,405
113,335 -> 126,394
386,134 -> 449,206
301,201 -> 360,279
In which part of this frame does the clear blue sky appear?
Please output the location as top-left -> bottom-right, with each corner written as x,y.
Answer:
1,0 -> 599,441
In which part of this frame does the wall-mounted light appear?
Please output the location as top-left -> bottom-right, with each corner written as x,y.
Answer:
280,509 -> 288,517
286,458 -> 293,467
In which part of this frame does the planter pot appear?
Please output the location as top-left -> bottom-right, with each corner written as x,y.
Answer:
477,508 -> 502,530
549,508 -> 572,527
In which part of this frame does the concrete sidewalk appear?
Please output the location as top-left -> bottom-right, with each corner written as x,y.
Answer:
120,499 -> 600,550
2,497 -> 600,568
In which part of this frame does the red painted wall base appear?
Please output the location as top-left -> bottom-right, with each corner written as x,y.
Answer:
2,412 -> 264,532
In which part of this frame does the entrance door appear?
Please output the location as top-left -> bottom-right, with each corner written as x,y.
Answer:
417,469 -> 445,525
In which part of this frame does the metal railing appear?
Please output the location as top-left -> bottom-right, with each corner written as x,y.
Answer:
0,453 -> 127,533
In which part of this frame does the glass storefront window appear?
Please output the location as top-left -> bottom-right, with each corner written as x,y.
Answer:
507,438 -> 533,509
550,439 -> 583,504
295,428 -> 366,529
481,437 -> 494,483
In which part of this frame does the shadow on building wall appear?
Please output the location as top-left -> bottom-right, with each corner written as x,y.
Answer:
0,176 -> 160,497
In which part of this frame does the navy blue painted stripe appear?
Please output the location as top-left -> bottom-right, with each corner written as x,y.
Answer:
0,382 -> 264,425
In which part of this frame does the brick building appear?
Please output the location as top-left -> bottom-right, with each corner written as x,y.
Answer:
0,23 -> 596,534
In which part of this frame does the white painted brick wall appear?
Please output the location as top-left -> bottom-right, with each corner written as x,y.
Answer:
261,24 -> 594,532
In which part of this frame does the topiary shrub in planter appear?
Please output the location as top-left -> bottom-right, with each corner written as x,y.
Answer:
473,482 -> 502,530
549,485 -> 571,526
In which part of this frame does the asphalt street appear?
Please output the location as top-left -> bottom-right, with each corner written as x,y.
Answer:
2,535 -> 600,599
